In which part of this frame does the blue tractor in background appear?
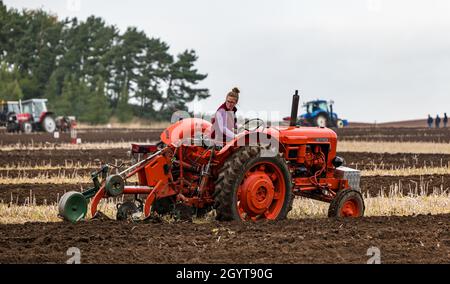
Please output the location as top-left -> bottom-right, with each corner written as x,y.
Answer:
284,99 -> 348,128
300,100 -> 348,128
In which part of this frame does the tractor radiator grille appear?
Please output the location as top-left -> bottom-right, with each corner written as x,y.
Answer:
335,166 -> 361,192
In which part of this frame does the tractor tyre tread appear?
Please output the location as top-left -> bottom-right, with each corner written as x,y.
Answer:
214,146 -> 293,221
328,189 -> 365,217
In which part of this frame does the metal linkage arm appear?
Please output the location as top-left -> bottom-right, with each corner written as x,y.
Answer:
119,149 -> 164,179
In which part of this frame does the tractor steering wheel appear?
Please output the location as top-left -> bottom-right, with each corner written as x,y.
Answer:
242,118 -> 265,132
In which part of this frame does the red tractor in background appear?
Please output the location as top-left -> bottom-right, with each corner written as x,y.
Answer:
5,99 -> 75,133
58,90 -> 364,223
0,100 -> 20,128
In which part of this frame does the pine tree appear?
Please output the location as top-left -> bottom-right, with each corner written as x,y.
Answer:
0,3 -> 210,123
108,27 -> 148,110
116,85 -> 133,122
0,64 -> 23,100
159,50 -> 210,118
44,69 -> 64,109
81,77 -> 111,124
55,75 -> 74,116
135,37 -> 172,118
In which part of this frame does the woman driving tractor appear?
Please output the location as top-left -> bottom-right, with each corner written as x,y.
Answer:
211,87 -> 240,144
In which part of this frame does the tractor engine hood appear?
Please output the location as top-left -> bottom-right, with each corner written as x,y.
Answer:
274,126 -> 337,145
16,113 -> 31,121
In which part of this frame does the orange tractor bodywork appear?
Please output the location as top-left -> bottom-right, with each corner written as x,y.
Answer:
59,91 -> 364,222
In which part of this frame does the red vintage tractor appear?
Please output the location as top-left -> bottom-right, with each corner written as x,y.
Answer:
58,90 -> 364,222
5,98 -> 76,133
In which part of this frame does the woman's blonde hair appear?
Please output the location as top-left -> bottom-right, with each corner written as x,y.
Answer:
227,87 -> 240,102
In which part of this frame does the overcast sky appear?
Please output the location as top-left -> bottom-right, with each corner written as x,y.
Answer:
5,0 -> 450,122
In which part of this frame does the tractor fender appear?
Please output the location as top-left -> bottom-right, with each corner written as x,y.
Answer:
39,111 -> 54,123
314,111 -> 328,119
160,118 -> 212,146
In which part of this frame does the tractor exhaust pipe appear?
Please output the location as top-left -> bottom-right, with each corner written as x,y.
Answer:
290,90 -> 299,127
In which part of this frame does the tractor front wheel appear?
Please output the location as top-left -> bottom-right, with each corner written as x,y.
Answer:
315,115 -> 328,128
21,122 -> 32,134
214,147 -> 293,221
6,122 -> 18,133
328,189 -> 365,217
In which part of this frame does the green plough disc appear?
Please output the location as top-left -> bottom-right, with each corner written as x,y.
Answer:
105,174 -> 124,197
58,191 -> 88,223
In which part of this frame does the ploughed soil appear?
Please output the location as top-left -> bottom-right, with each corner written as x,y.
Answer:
0,183 -> 88,205
0,148 -> 130,167
349,119 -> 427,128
336,127 -> 450,143
339,152 -> 450,170
0,214 -> 448,264
0,168 -> 94,179
360,174 -> 450,196
1,174 -> 449,205
0,129 -> 161,145
1,147 -> 449,169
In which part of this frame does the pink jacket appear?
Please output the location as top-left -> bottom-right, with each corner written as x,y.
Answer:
211,103 -> 237,143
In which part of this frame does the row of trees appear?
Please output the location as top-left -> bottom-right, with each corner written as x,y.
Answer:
0,1 -> 210,123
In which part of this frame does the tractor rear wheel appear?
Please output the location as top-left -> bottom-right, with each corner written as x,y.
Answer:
214,147 -> 293,221
328,189 -> 365,217
42,115 -> 56,133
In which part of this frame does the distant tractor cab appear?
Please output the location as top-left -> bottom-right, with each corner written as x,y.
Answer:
0,100 -> 20,129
